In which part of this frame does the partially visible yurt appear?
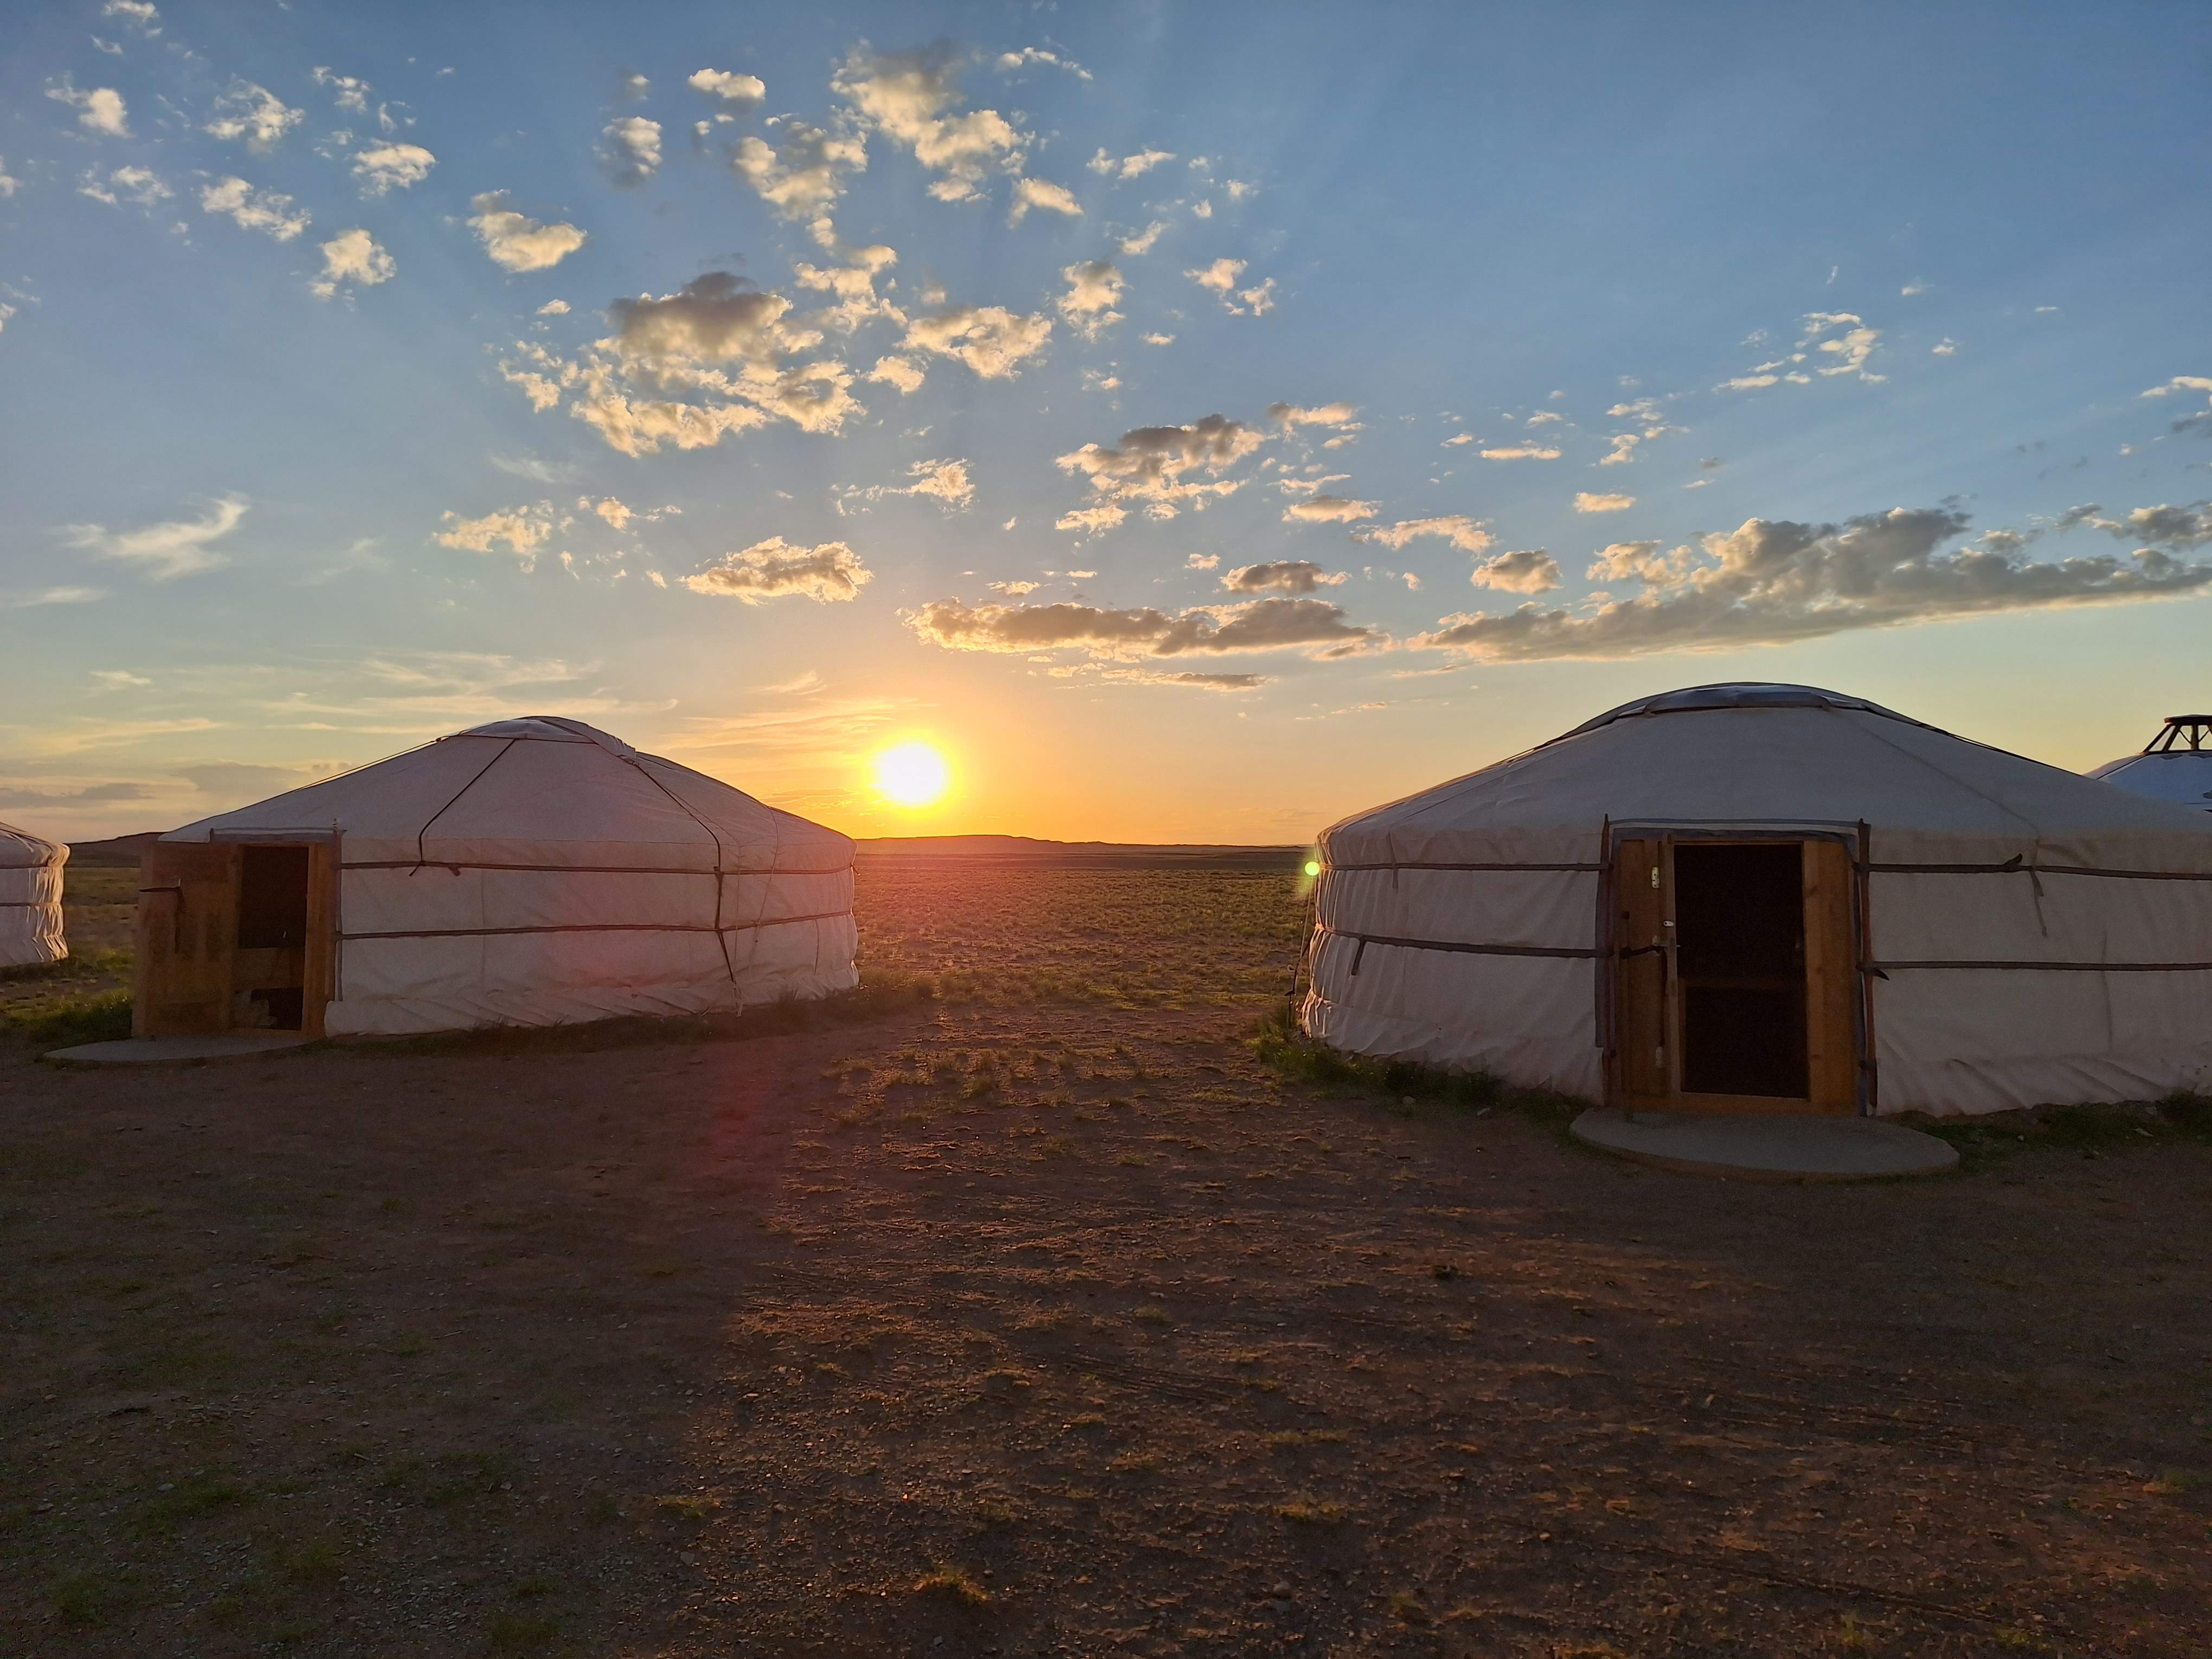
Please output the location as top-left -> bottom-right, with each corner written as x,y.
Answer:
1304,684 -> 2212,1119
0,822 -> 68,969
2090,715 -> 2212,812
136,717 -> 856,1038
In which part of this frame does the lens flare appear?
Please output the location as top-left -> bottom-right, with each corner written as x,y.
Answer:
871,740 -> 951,807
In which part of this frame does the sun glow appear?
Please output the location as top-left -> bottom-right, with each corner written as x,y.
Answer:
871,740 -> 951,808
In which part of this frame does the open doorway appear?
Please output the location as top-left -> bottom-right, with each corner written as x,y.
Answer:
234,844 -> 311,1031
1611,834 -> 1860,1114
136,840 -> 335,1039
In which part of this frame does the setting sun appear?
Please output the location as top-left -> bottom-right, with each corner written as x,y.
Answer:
871,740 -> 952,808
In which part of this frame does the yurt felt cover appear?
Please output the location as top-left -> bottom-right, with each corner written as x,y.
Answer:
0,822 -> 68,969
2091,749 -> 2212,811
1304,685 -> 2212,1117
162,718 -> 856,1035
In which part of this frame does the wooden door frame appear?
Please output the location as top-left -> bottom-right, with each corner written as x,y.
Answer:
1600,824 -> 1869,1117
136,834 -> 339,1039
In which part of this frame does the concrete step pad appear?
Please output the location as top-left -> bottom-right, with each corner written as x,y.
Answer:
1571,1107 -> 1958,1181
46,1033 -> 314,1065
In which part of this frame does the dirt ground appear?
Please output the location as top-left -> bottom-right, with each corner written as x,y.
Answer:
3,864 -> 2209,1658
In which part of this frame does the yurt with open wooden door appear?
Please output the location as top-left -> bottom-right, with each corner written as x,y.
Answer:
1304,684 -> 2212,1119
0,821 -> 68,968
136,717 -> 856,1038
2090,715 -> 2212,812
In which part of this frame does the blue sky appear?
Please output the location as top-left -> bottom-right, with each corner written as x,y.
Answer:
2,0 -> 2207,842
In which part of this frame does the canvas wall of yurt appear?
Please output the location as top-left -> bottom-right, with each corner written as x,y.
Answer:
1304,684 -> 2212,1120
134,717 -> 857,1038
0,822 -> 69,969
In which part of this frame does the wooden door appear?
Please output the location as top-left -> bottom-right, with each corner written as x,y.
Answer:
1613,836 -> 1673,1107
1801,839 -> 1860,1113
134,843 -> 240,1037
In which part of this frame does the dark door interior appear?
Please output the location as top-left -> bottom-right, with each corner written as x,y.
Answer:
235,844 -> 311,1030
1673,842 -> 1808,1098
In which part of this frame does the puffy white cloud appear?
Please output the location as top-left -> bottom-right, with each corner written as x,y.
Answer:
102,1 -> 160,31
79,164 -> 169,207
352,142 -> 435,196
1416,506 -> 2212,661
587,497 -> 633,529
310,228 -> 395,299
2142,375 -> 2212,399
1120,220 -> 1167,256
2071,502 -> 2212,549
868,354 -> 925,394
1575,491 -> 1636,513
1088,147 -> 1173,179
434,504 -> 554,561
47,80 -> 129,137
1267,401 -> 1359,433
1223,561 -> 1345,594
602,117 -> 662,187
468,191 -> 587,272
571,396 -> 768,456
1057,259 -> 1125,337
1054,504 -> 1126,536
689,68 -> 765,105
996,47 -> 1091,80
1359,516 -> 1494,555
833,43 -> 1024,203
64,494 -> 248,580
1057,414 -> 1265,523
1186,552 -> 1220,570
1142,331 -> 1174,346
1932,338 -> 1958,356
1008,176 -> 1082,225
1185,256 -> 1274,314
1282,494 -> 1375,524
730,121 -> 866,227
1480,442 -> 1560,460
908,594 -> 1374,659
1441,432 -> 1475,447
1719,312 -> 1885,391
537,299 -> 569,316
684,538 -> 872,604
1471,549 -> 1562,593
312,65 -> 372,113
902,304 -> 1052,378
200,176 -> 310,241
204,79 -> 304,150
843,458 -> 975,513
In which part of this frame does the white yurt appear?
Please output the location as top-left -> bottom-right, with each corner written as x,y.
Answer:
2090,715 -> 2212,812
0,822 -> 68,969
1304,684 -> 2212,1119
138,717 -> 856,1038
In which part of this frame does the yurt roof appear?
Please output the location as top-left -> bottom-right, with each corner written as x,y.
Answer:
2089,716 -> 2212,811
1322,682 -> 2212,866
0,821 -> 66,869
162,717 -> 851,872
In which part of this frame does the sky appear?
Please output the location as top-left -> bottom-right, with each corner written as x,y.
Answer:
1,0 -> 2208,845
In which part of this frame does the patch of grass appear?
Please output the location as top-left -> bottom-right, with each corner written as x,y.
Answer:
0,947 -> 132,985
8,987 -> 132,1047
1132,1304 -> 1169,1325
1275,1496 -> 1345,1525
51,1568 -> 126,1625
652,1494 -> 718,1521
1916,1094 -> 2212,1171
1390,1589 -> 1431,1625
139,1472 -> 255,1532
281,1539 -> 343,1586
913,1563 -> 990,1606
486,1610 -> 562,1652
377,1449 -> 517,1507
1247,1005 -> 1580,1122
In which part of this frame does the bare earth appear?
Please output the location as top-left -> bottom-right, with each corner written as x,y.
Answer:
3,864 -> 2208,1657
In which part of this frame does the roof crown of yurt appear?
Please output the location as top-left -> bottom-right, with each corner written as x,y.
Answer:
1302,683 -> 2212,1120
133,717 -> 856,1039
2091,714 -> 2212,812
0,822 -> 69,970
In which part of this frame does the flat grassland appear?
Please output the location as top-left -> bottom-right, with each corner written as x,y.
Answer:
3,860 -> 2209,1658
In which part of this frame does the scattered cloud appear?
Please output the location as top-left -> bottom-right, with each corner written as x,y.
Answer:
684,538 -> 872,604
843,457 -> 975,513
1268,401 -> 1359,434
1096,668 -> 1267,692
1057,259 -> 1125,337
1480,443 -> 1560,461
1416,506 -> 2212,661
1054,504 -> 1127,536
1120,221 -> 1167,256
997,47 -> 1091,80
1089,147 -> 1173,179
310,228 -> 395,300
1575,492 -> 1636,513
902,304 -> 1052,378
908,594 -> 1375,660
468,192 -> 587,272
868,354 -> 925,394
1185,256 -> 1272,314
311,66 -> 372,113
78,164 -> 169,208
833,43 -> 1025,204
2073,502 -> 2212,549
1008,175 -> 1082,225
1282,494 -> 1375,524
689,68 -> 765,105
731,120 -> 866,232
1057,414 -> 1265,523
102,0 -> 160,31
1359,516 -> 1494,554
1471,549 -> 1562,593
434,504 -> 554,561
1223,561 -> 1346,594
65,494 -> 249,580
601,117 -> 662,187
47,80 -> 129,137
1,586 -> 105,610
1441,433 -> 1475,447
352,141 -> 435,196
537,299 -> 570,317
200,176 -> 310,240
204,80 -> 304,150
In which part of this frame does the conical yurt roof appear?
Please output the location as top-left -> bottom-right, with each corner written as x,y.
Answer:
1322,683 -> 2212,869
163,716 -> 850,871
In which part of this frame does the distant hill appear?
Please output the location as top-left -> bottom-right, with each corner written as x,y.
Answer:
68,831 -> 165,867
854,834 -> 1303,871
